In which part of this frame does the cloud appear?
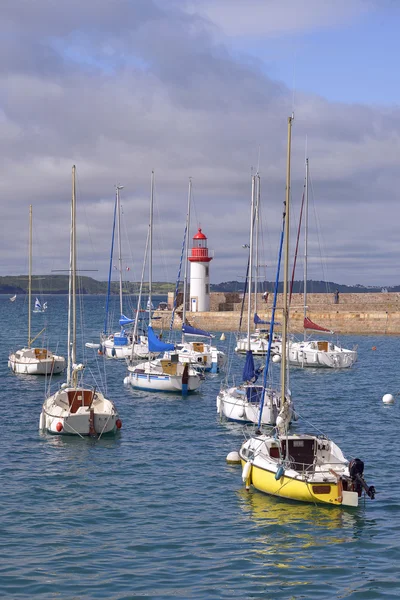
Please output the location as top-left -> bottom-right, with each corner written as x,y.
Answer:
0,0 -> 399,288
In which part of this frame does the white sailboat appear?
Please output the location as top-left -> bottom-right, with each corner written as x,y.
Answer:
235,174 -> 281,357
125,172 -> 202,394
10,294 -> 16,302
33,297 -> 47,313
217,175 -> 291,425
100,185 -> 153,360
40,166 -> 121,436
239,116 -> 374,507
279,157 -> 357,369
8,206 -> 65,376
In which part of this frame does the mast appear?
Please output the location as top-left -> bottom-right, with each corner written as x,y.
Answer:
254,174 -> 260,319
149,171 -> 154,327
280,115 -> 294,407
116,185 -> 124,316
303,157 -> 309,341
71,165 -> 77,386
103,193 -> 118,335
247,175 -> 256,350
28,205 -> 32,348
181,177 -> 192,344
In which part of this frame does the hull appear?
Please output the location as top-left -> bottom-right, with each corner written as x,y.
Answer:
102,338 -> 156,360
235,335 -> 281,356
287,344 -> 357,369
127,372 -> 201,393
40,387 -> 120,436
217,386 -> 280,425
8,350 -> 65,376
242,459 -> 345,505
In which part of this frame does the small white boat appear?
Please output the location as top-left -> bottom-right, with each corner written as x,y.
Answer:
40,166 -> 120,437
10,294 -> 16,302
8,206 -> 65,376
126,356 -> 202,393
33,297 -> 47,313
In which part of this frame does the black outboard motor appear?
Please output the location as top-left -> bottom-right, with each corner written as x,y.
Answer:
349,458 -> 376,499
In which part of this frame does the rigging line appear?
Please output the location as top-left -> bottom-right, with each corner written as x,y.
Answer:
289,185 -> 306,304
309,170 -> 331,292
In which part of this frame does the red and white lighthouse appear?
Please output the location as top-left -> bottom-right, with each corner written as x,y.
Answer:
188,228 -> 213,312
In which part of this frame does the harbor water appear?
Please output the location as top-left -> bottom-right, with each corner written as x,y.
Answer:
1,295 -> 399,599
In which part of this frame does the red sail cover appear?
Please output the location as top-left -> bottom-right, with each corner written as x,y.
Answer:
304,317 -> 332,333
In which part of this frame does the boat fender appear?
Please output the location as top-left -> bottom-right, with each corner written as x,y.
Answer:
112,347 -> 116,357
275,465 -> 284,480
123,376 -> 130,385
242,461 -> 252,490
216,395 -> 222,413
226,451 -> 241,464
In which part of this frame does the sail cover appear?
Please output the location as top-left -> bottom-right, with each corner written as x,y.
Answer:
182,323 -> 212,338
242,350 -> 258,383
148,326 -> 175,353
254,313 -> 281,326
119,314 -> 134,326
304,317 -> 332,333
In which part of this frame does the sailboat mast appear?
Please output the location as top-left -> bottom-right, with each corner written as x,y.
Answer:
149,171 -> 154,327
72,165 -> 77,386
303,157 -> 309,341
280,115 -> 294,405
116,185 -> 124,316
254,175 -> 260,318
247,175 -> 256,350
28,205 -> 32,348
181,177 -> 192,344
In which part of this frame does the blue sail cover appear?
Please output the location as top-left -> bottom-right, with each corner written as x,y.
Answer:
119,314 -> 135,327
243,350 -> 258,382
254,313 -> 281,326
182,323 -> 212,338
148,326 -> 175,353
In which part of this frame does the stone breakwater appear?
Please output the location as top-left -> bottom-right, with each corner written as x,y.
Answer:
154,293 -> 400,335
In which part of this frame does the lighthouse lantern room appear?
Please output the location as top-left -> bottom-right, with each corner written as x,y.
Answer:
188,228 -> 213,312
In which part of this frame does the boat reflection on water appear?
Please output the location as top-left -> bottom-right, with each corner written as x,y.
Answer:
237,488 -> 368,549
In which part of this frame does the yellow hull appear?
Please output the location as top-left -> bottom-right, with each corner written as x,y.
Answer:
242,460 -> 343,506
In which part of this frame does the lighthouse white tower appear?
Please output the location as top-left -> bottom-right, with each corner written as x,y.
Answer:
188,228 -> 213,312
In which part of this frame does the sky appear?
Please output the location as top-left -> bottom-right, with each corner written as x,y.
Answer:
1,0 -> 400,286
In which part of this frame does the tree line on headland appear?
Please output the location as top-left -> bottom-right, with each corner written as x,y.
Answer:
0,275 -> 395,295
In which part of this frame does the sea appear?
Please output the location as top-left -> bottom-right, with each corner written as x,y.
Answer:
1,294 -> 400,599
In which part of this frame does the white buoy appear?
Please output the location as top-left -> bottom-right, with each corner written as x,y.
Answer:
123,376 -> 130,386
220,332 -> 226,341
272,354 -> 281,363
226,451 -> 241,464
382,393 -> 395,404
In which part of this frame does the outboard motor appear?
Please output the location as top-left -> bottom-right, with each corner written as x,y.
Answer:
349,458 -> 376,499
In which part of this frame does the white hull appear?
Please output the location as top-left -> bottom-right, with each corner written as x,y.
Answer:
126,359 -> 202,393
102,336 -> 156,360
166,342 -> 226,373
8,348 -> 65,375
281,340 -> 357,369
217,385 -> 291,425
40,387 -> 120,436
235,333 -> 281,356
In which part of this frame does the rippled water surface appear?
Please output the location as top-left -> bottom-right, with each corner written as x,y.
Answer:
1,295 -> 400,599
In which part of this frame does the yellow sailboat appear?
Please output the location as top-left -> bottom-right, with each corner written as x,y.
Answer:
239,116 -> 375,508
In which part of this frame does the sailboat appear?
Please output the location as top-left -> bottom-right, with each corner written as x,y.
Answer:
239,116 -> 375,507
10,294 -> 16,302
235,174 -> 281,357
282,158 -> 357,369
40,166 -> 121,436
33,297 -> 47,313
217,175 -> 291,425
100,185 -> 153,360
8,206 -> 65,376
167,178 -> 226,373
124,172 -> 202,394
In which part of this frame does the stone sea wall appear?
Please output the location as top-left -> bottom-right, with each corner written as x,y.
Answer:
154,292 -> 400,335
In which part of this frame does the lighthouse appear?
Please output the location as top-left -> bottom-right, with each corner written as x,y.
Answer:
188,228 -> 213,312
